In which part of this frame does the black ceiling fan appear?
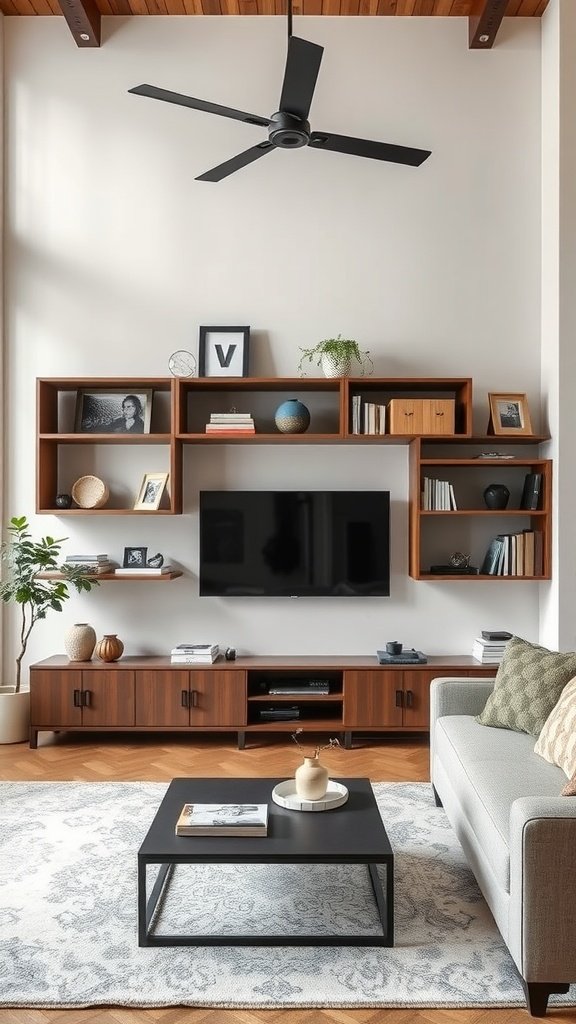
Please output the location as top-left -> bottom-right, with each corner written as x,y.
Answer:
128,4 -> 431,182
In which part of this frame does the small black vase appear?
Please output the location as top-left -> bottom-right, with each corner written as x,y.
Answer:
55,493 -> 72,510
483,484 -> 510,510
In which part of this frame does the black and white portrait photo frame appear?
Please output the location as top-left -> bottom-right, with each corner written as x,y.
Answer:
134,472 -> 169,511
75,389 -> 153,435
198,326 -> 250,378
488,392 -> 533,436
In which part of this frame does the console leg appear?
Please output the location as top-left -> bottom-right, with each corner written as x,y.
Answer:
522,980 -> 570,1017
344,731 -> 352,750
237,730 -> 246,751
432,784 -> 443,807
29,728 -> 38,749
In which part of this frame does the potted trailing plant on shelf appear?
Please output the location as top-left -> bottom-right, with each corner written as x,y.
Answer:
0,516 -> 99,743
297,335 -> 374,378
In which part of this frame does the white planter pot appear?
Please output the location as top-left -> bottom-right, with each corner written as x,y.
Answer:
320,352 -> 353,378
0,688 -> 30,744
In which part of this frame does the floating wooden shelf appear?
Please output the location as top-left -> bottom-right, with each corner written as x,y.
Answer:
37,571 -> 183,581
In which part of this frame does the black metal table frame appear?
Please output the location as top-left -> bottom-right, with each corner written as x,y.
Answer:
137,856 -> 394,947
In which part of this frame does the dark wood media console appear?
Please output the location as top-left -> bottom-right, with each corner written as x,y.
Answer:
29,655 -> 497,749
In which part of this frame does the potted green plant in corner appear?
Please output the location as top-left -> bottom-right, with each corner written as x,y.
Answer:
297,335 -> 374,378
0,516 -> 99,744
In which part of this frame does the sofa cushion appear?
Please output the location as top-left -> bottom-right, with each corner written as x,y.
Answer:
562,771 -> 576,796
476,635 -> 576,736
534,675 -> 576,779
435,715 -> 566,891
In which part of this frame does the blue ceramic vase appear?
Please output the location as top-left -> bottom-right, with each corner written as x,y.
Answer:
275,398 -> 311,434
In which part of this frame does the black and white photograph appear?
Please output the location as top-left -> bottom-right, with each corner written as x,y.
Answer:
123,546 -> 147,568
75,389 -> 153,434
488,392 -> 532,435
133,472 -> 169,511
198,326 -> 250,378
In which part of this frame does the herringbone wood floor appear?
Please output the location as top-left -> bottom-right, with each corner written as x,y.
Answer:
1,731 -> 574,1024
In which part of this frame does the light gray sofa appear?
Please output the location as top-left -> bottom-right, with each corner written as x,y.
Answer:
430,676 -> 576,1017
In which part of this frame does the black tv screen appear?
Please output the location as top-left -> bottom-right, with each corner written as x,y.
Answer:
199,491 -> 390,597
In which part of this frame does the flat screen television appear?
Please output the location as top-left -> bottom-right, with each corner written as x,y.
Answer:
199,490 -> 390,597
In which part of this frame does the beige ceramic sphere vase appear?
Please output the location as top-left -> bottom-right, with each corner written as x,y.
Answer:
294,756 -> 329,800
94,634 -> 124,663
64,623 -> 96,662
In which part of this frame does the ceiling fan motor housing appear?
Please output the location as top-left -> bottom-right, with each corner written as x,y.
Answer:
268,111 -> 310,149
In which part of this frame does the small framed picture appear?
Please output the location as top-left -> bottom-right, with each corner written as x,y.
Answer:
75,389 -> 153,434
123,546 -> 148,568
488,393 -> 533,435
198,326 -> 250,378
134,472 -> 169,511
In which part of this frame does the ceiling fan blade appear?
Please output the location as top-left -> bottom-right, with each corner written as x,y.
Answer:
196,142 -> 275,182
309,131 -> 431,167
279,37 -> 324,121
129,84 -> 271,128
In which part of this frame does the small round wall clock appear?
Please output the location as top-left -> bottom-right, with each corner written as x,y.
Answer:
168,350 -> 197,377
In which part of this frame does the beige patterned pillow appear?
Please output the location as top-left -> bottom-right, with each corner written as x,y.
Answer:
561,771 -> 576,796
534,675 -> 576,778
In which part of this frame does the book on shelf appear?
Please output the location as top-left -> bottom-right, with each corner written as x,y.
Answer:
481,630 -> 513,641
209,413 -> 254,422
171,653 -> 219,664
376,649 -> 427,665
520,472 -> 543,511
171,643 -> 219,654
421,478 -> 457,511
65,554 -> 109,562
205,426 -> 256,435
481,532 -> 542,577
472,635 -> 511,663
114,566 -> 173,575
175,802 -> 268,837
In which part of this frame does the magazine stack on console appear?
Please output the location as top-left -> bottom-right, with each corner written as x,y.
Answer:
471,631 -> 512,665
171,644 -> 220,664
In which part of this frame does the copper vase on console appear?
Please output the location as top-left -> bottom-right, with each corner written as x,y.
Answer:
94,634 -> 124,663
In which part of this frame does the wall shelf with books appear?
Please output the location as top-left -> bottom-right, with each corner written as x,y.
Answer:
409,438 -> 552,581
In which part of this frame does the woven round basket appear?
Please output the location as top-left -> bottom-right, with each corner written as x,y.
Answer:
71,475 -> 109,509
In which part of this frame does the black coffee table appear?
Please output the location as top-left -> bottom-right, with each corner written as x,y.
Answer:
137,776 -> 394,947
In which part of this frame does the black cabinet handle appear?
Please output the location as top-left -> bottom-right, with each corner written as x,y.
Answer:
73,689 -> 81,707
82,690 -> 92,707
190,689 -> 199,709
406,690 -> 414,708
395,689 -> 403,708
181,690 -> 189,708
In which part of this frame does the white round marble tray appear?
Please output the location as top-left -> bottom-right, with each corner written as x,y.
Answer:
271,779 -> 349,812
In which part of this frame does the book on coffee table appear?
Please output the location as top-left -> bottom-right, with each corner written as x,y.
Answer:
175,802 -> 268,837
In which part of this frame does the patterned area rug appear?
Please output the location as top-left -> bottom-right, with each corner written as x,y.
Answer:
1,780 -> 574,1010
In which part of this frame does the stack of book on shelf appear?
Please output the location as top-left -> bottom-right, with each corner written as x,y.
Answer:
175,803 -> 268,837
65,554 -> 113,574
480,531 -> 543,577
472,632 -> 512,665
421,478 -> 457,511
114,564 -> 173,576
351,396 -> 386,435
205,413 -> 255,435
170,643 -> 219,664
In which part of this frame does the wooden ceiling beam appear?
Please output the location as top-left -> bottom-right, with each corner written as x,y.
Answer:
57,0 -> 101,46
469,0 -> 507,49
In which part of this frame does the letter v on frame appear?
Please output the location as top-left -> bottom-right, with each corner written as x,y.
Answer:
198,326 -> 250,378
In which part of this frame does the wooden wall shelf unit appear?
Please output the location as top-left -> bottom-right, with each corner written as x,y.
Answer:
409,437 -> 552,580
36,376 -> 552,584
29,654 -> 497,749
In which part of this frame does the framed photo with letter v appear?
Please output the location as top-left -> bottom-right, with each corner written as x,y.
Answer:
198,326 -> 250,378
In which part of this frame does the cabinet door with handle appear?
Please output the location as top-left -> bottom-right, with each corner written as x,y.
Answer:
402,672 -> 432,728
135,670 -> 190,727
81,671 -> 135,727
30,669 -> 83,727
343,671 -> 403,728
189,671 -> 247,727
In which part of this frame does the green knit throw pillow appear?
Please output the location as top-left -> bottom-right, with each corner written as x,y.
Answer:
476,636 -> 576,736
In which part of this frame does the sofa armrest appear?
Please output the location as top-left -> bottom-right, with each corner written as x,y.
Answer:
429,676 -> 496,783
508,797 -> 576,982
430,676 -> 496,724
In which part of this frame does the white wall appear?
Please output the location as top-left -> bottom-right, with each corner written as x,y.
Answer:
3,15 -> 544,676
